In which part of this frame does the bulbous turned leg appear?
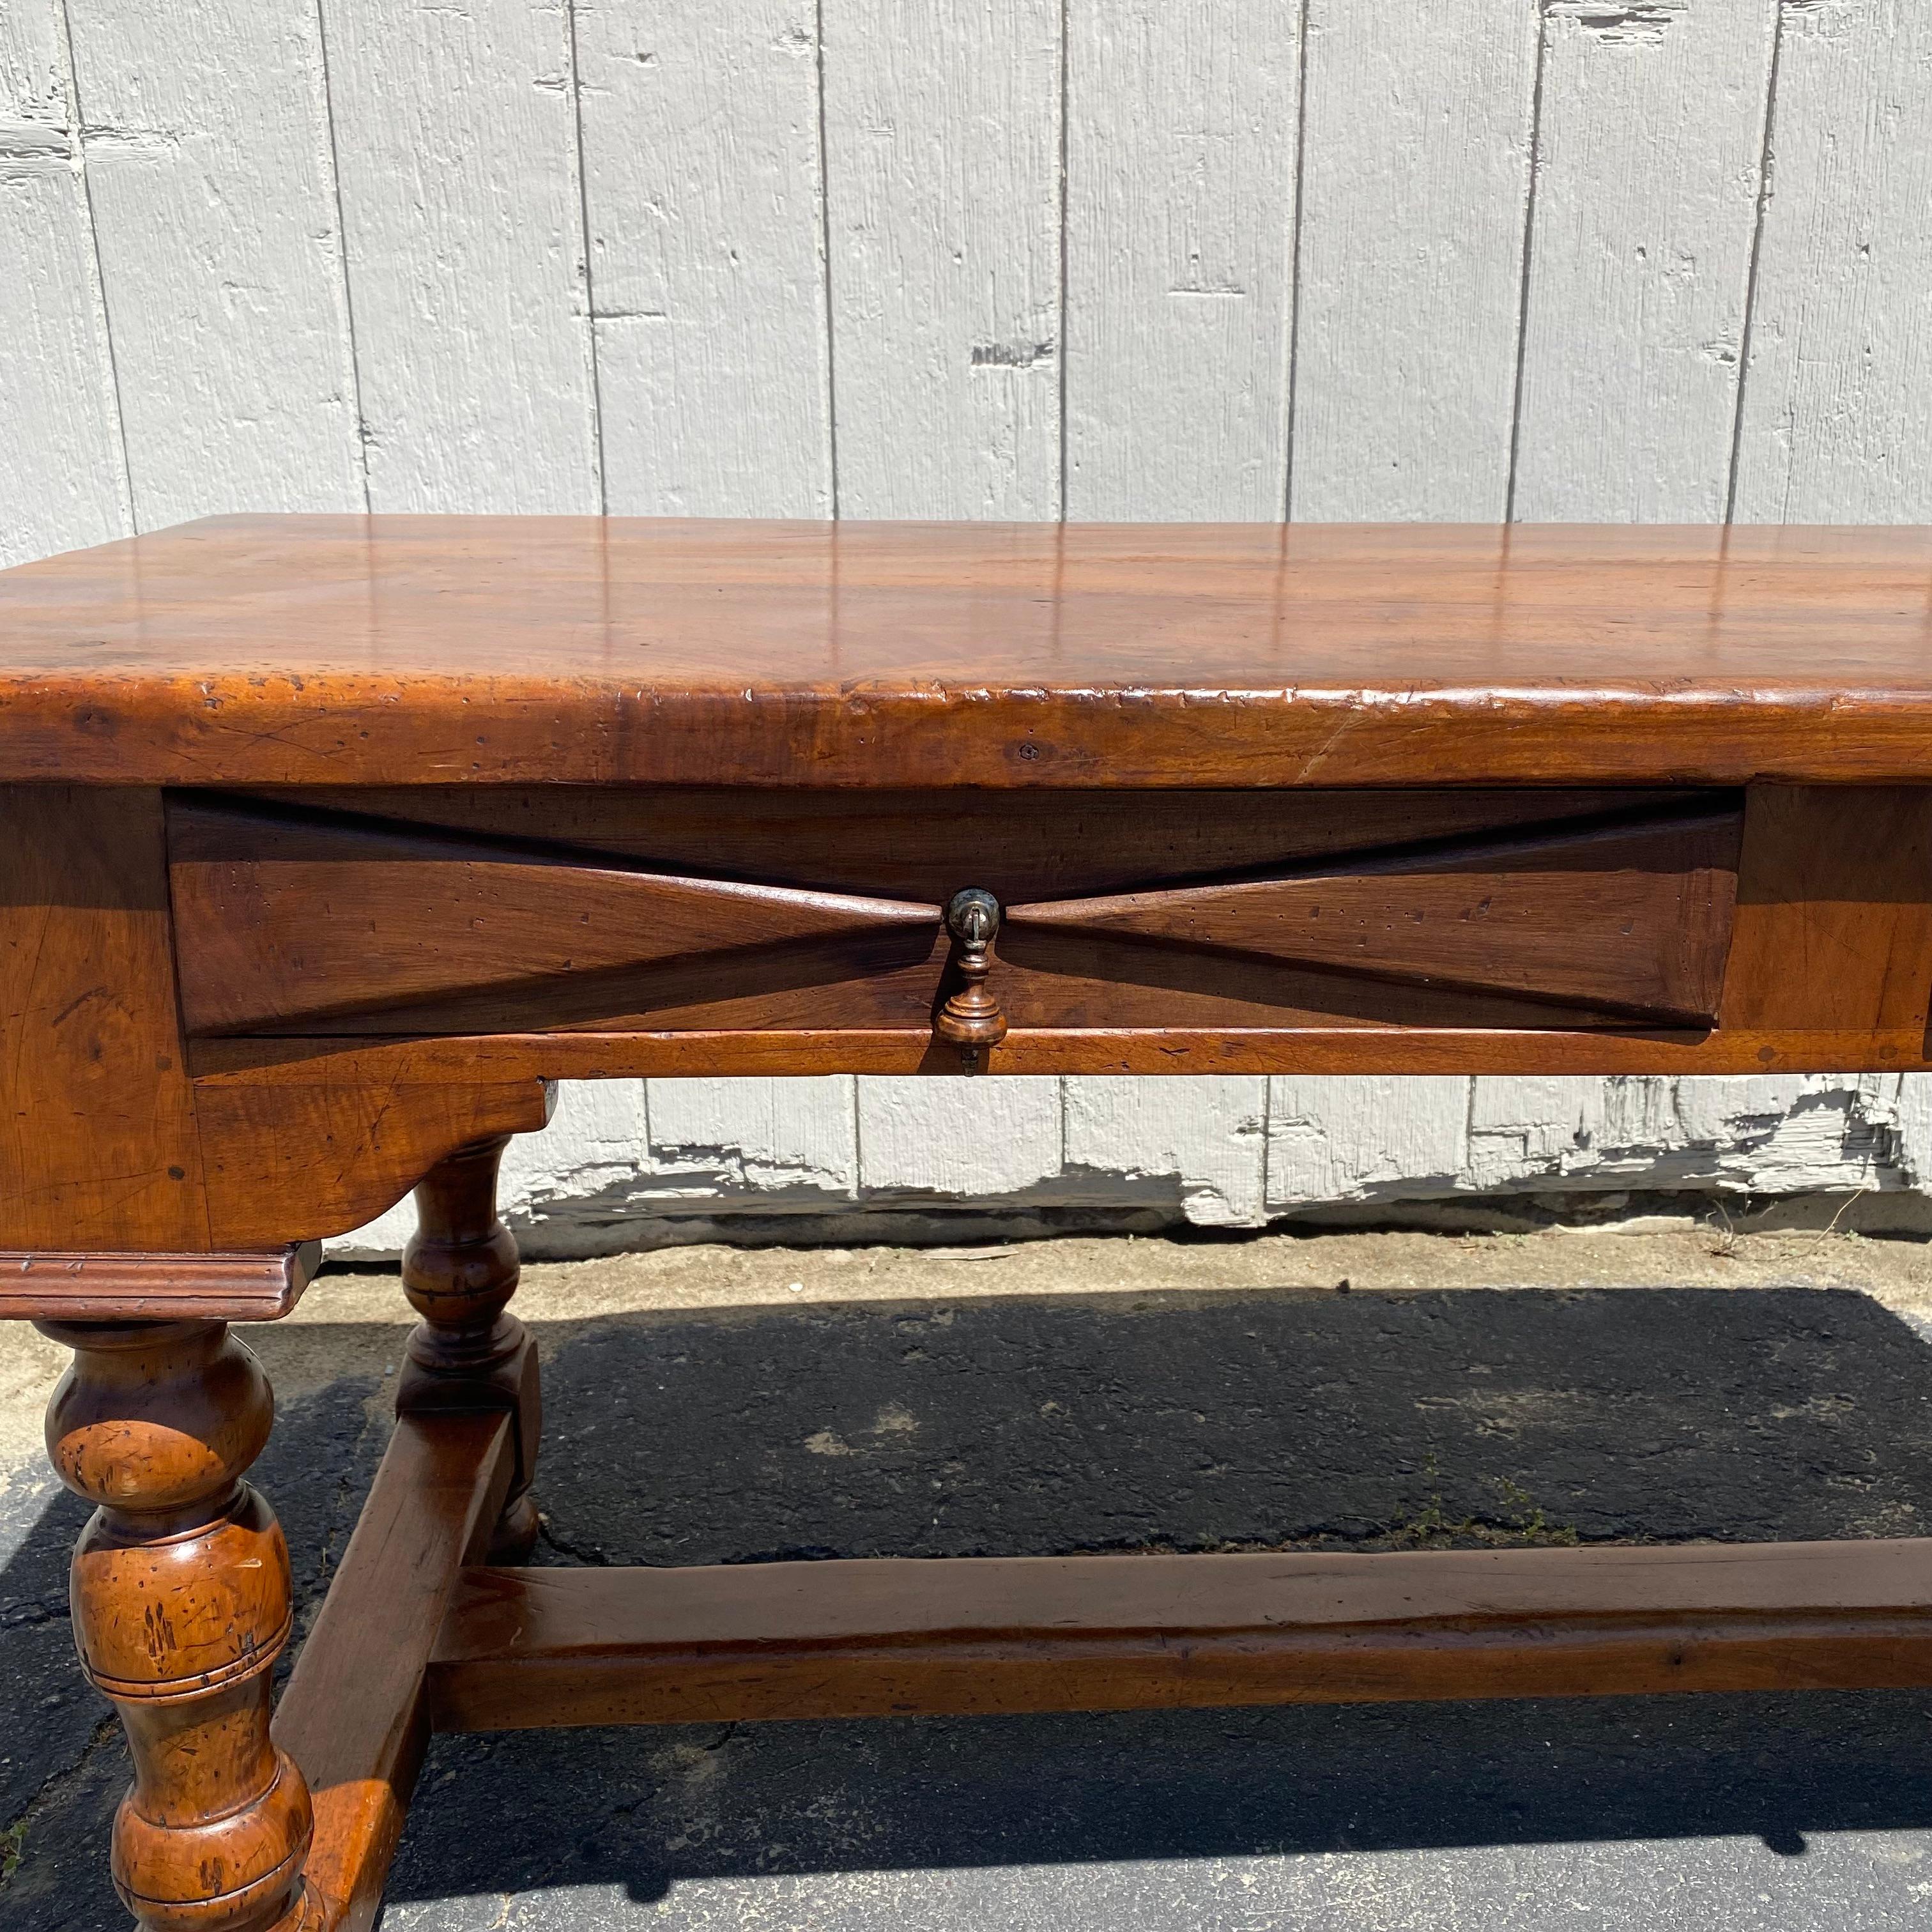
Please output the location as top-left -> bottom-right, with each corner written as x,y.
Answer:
399,1134 -> 541,1561
37,1318 -> 316,1932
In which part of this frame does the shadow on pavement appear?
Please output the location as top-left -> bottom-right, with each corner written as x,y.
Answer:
6,1284 -> 1932,1928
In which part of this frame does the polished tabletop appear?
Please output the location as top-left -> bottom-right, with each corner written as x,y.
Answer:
2,516 -> 1930,787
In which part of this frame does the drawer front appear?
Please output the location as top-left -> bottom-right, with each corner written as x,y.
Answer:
167,787 -> 1742,1046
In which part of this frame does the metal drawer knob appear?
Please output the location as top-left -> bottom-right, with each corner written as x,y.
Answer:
935,887 -> 1008,1068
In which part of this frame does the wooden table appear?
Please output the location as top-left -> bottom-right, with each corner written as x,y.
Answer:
8,516 -> 1932,1931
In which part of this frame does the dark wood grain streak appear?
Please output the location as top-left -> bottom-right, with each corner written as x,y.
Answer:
10,519 -> 1932,785
427,1542 -> 1932,1733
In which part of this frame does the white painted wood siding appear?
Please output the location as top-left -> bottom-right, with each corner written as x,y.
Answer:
823,0 -> 1062,519
1289,0 -> 1538,521
62,0 -> 364,528
0,0 -> 128,566
1063,0 -> 1301,521
577,0 -> 832,516
322,0 -> 600,512
4,0 -> 1928,1248
1731,0 -> 1932,522
1512,0 -> 1778,522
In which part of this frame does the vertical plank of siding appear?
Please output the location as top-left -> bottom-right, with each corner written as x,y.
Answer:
822,0 -> 1061,518
1510,0 -> 1785,1183
578,0 -> 832,516
577,1 -> 832,1176
321,0 -> 599,512
1511,0 -> 1779,521
1268,1076 -> 1472,1207
1063,1078 -> 1268,1225
1731,0 -> 1932,522
829,0 -> 1062,1189
648,1077 -> 858,1198
63,0 -> 364,529
1062,0 -> 1301,521
1680,0 -> 1906,1218
858,1078 -> 1065,1199
1290,0 -> 1538,521
0,0 -> 128,565
1056,3 -> 1300,1186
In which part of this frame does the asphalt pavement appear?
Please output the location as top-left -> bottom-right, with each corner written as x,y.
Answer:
7,1232 -> 1932,1929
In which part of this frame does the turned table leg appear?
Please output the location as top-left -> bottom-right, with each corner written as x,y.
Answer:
399,1135 -> 541,1561
37,1317 -> 315,1932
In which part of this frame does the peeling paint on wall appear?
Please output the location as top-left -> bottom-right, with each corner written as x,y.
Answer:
1544,3 -> 1687,49
328,1074 -> 1932,1259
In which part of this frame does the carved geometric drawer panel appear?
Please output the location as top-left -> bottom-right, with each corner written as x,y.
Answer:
168,789 -> 1742,1039
1006,804 -> 1743,1026
168,799 -> 942,1036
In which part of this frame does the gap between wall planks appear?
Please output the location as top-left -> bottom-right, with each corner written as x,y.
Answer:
5,2 -> 1931,1218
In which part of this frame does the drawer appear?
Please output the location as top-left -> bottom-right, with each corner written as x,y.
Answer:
167,786 -> 1743,1047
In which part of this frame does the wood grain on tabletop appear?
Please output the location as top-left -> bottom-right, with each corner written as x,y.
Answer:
4,518 -> 1932,785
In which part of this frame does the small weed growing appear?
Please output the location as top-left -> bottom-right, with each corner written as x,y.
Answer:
1384,1457 -> 1581,1549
